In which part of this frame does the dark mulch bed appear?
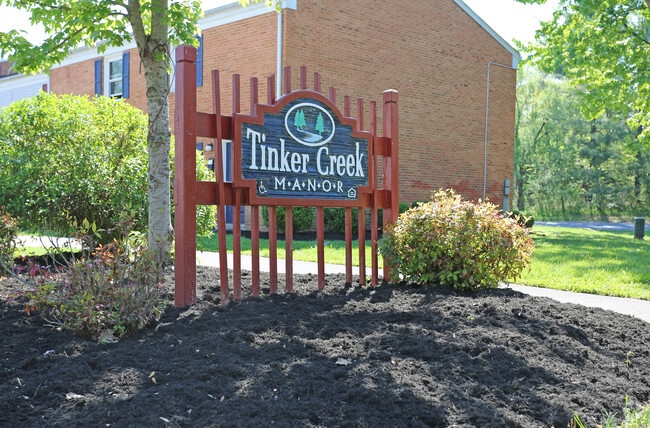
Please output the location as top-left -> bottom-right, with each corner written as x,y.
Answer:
1,266 -> 650,427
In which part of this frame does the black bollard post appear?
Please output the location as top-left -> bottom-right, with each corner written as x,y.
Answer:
634,217 -> 645,240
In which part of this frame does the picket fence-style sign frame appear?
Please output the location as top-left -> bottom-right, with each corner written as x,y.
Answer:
173,45 -> 399,307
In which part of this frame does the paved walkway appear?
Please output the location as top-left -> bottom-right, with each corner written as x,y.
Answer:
536,220 -> 649,231
196,251 -> 650,324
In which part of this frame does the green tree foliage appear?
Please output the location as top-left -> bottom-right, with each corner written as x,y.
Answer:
0,93 -> 216,237
0,0 -> 203,256
516,0 -> 650,143
515,65 -> 650,219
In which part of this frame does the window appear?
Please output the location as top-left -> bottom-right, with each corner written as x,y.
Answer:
108,58 -> 123,98
101,52 -> 129,99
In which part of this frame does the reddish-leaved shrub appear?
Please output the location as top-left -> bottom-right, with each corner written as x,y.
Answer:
379,189 -> 534,291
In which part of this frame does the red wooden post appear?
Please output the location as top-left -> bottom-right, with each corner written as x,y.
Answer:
358,208 -> 366,285
284,66 -> 292,94
285,207 -> 293,292
232,74 -> 242,300
329,87 -> 336,104
251,205 -> 260,296
250,77 -> 260,296
370,101 -> 379,286
344,95 -> 351,117
382,90 -> 399,281
212,70 -> 229,301
345,207 -> 352,283
173,45 -> 197,307
316,207 -> 325,289
269,207 -> 278,294
357,98 -> 366,285
300,66 -> 307,90
267,74 -> 276,104
267,75 -> 278,294
314,73 -> 321,93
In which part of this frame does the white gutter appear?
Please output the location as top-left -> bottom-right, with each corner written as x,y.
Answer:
484,61 -> 517,200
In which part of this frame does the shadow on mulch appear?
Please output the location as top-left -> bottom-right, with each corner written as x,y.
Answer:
1,266 -> 649,427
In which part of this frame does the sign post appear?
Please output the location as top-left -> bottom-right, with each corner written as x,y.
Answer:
173,46 -> 399,307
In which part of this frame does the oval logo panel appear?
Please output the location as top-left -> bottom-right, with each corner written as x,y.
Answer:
284,102 -> 336,147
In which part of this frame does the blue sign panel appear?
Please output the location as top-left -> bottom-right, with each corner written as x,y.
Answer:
240,98 -> 369,200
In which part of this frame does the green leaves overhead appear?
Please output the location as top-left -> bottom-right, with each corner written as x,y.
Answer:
0,0 -> 203,75
516,0 -> 650,142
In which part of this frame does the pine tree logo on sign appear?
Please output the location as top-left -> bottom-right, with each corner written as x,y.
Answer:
285,103 -> 335,147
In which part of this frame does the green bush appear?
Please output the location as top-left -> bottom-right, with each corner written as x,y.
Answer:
261,206 -> 315,232
377,202 -> 412,229
324,207 -> 359,234
379,189 -> 534,291
9,217 -> 165,340
410,200 -> 428,209
0,92 -> 215,239
508,210 -> 535,229
0,207 -> 18,275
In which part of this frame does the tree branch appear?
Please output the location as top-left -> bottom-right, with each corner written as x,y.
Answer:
622,21 -> 650,47
126,0 -> 147,54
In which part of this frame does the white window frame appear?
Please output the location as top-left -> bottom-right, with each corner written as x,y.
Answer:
104,54 -> 123,98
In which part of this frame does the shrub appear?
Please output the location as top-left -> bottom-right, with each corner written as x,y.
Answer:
324,207 -> 359,234
0,208 -> 18,275
261,206 -> 315,232
9,217 -> 166,340
508,210 -> 535,229
410,200 -> 428,209
0,92 -> 215,240
377,202 -> 412,229
379,189 -> 534,291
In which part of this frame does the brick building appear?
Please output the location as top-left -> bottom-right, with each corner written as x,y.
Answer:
0,0 -> 519,225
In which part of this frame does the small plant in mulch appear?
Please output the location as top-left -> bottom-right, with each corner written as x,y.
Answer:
379,189 -> 535,291
6,217 -> 166,342
0,207 -> 19,277
571,396 -> 650,428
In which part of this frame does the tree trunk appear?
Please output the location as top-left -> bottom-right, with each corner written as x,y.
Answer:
128,0 -> 173,258
143,58 -> 173,255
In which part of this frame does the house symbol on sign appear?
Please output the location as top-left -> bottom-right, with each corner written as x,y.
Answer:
347,188 -> 357,199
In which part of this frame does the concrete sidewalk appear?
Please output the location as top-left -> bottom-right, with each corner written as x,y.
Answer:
196,251 -> 650,324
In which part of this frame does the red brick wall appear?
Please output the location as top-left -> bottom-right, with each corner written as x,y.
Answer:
46,0 -> 516,211
282,0 -> 516,207
50,58 -> 97,97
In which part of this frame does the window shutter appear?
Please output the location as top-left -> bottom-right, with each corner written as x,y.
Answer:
94,59 -> 102,96
122,52 -> 130,99
195,35 -> 203,87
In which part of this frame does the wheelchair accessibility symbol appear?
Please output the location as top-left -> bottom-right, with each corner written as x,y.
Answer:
257,180 -> 268,195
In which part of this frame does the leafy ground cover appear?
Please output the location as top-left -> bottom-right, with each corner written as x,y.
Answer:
1,266 -> 649,426
521,226 -> 650,300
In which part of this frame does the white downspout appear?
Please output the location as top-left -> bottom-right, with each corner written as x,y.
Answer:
484,61 -> 517,201
276,8 -> 283,100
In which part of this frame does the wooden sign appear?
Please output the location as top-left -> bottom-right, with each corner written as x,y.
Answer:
174,46 -> 399,308
234,91 -> 372,206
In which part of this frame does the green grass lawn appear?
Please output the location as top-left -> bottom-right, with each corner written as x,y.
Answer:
520,226 -> 650,300
198,225 -> 650,300
16,224 -> 649,300
197,234 -> 383,269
